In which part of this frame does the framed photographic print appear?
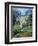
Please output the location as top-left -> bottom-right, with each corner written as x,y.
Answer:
5,2 -> 37,44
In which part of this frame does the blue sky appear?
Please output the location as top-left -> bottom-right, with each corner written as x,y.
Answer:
16,8 -> 32,15
16,8 -> 29,15
12,8 -> 32,16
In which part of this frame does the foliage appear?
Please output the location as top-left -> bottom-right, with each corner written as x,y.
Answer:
11,9 -> 32,37
12,24 -> 21,34
11,15 -> 32,35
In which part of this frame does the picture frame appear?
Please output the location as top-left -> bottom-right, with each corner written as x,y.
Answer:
5,2 -> 37,44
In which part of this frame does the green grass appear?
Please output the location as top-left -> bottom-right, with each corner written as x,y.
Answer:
11,24 -> 32,37
22,26 -> 32,32
14,26 -> 32,37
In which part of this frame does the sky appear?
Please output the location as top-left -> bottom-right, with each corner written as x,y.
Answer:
12,7 -> 33,16
16,8 -> 29,15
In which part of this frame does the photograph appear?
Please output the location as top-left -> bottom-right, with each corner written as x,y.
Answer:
5,2 -> 37,44
11,7 -> 32,38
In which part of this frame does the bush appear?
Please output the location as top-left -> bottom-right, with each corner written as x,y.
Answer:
12,24 -> 21,34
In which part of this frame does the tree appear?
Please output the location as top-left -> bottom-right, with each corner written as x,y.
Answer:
29,14 -> 32,26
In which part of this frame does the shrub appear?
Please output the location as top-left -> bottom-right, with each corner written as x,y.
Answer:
12,24 -> 21,34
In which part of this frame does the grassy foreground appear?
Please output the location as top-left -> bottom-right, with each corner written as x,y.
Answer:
14,26 -> 32,37
15,32 -> 32,37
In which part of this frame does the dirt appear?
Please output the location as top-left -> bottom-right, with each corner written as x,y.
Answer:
15,32 -> 32,37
